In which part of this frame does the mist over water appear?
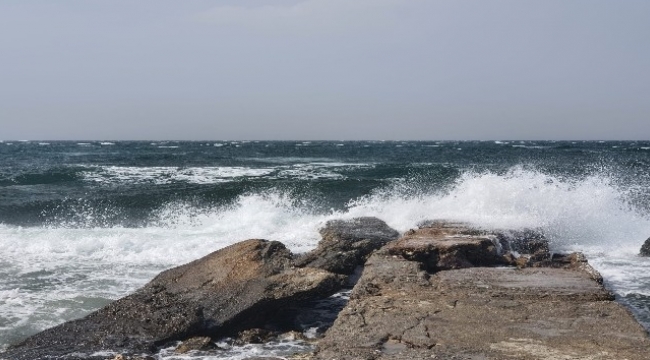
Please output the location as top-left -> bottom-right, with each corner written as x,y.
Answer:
2,141 -> 650,356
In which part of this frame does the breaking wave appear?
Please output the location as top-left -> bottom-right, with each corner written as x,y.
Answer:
2,167 -> 650,350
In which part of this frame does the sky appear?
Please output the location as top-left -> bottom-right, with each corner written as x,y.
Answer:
0,0 -> 649,140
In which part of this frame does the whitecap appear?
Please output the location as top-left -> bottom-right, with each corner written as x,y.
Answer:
4,166 -> 650,349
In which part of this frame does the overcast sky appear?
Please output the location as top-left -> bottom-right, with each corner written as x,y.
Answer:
1,0 -> 649,140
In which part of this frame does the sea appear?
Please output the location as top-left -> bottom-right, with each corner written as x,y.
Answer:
1,140 -> 650,359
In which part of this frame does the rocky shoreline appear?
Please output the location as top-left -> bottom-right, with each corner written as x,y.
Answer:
3,218 -> 649,359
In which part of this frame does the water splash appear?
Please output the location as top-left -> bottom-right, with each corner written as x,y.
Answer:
3,166 -> 650,350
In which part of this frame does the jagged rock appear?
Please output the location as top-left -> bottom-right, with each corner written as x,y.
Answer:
175,336 -> 214,354
419,220 -> 550,255
494,228 -> 549,256
6,239 -> 345,359
278,330 -> 307,342
295,217 -> 399,275
383,222 -> 509,271
640,237 -> 650,256
235,328 -> 275,345
385,220 -> 553,272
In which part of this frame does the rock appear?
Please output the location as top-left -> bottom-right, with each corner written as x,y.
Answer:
279,330 -> 307,342
528,251 -> 604,283
383,221 -> 553,272
6,239 -> 345,359
418,220 -> 550,254
175,336 -> 214,354
235,328 -> 275,345
383,222 -> 509,271
295,217 -> 400,275
494,227 -> 549,256
314,247 -> 650,360
640,237 -> 650,256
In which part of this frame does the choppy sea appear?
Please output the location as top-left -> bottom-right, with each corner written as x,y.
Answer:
1,140 -> 650,359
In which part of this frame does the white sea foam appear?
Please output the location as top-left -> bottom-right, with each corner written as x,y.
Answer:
80,163 -> 372,185
511,144 -> 547,149
2,167 -> 650,353
155,339 -> 311,360
81,166 -> 276,185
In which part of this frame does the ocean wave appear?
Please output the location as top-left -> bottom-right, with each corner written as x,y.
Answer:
3,167 -> 650,348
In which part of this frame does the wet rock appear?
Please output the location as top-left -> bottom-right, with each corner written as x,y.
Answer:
295,217 -> 399,275
175,336 -> 214,354
235,328 -> 275,345
640,237 -> 650,256
279,330 -> 307,342
6,239 -> 345,359
494,228 -> 549,257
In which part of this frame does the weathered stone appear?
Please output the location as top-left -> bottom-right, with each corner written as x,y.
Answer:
314,250 -> 650,359
295,217 -> 400,275
640,237 -> 650,256
383,224 -> 507,271
382,221 -> 553,273
418,220 -> 550,256
528,251 -> 604,283
279,330 -> 307,342
6,239 -> 345,359
175,336 -> 214,354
